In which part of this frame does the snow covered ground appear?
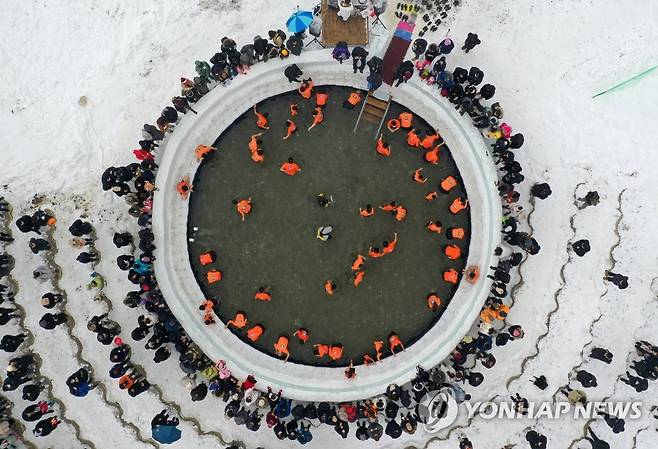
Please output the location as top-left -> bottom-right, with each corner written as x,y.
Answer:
1,0 -> 657,448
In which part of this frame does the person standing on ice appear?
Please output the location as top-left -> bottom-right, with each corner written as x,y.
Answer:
462,33 -> 481,53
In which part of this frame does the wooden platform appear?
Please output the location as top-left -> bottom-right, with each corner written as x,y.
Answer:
321,0 -> 369,46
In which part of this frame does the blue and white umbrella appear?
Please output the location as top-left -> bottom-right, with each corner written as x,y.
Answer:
286,9 -> 314,33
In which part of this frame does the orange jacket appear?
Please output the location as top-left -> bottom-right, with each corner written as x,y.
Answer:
427,294 -> 442,310
359,206 -> 374,217
399,112 -> 413,128
393,205 -> 407,221
351,255 -> 366,271
353,271 -> 365,287
199,252 -> 215,266
316,92 -> 328,107
426,221 -> 442,233
406,130 -> 421,147
274,336 -> 290,359
374,340 -> 384,361
389,334 -> 404,353
425,191 -> 438,201
421,134 -> 440,149
347,91 -> 361,106
294,328 -> 309,343
254,290 -> 272,302
280,161 -> 301,176
324,280 -> 335,295
228,312 -> 247,328
251,150 -> 264,163
413,169 -> 426,184
247,325 -> 264,341
443,269 -> 459,284
383,235 -> 398,255
424,146 -> 439,164
329,345 -> 344,360
195,144 -> 215,160
445,244 -> 462,260
449,198 -> 468,214
448,227 -> 465,239
440,176 -> 458,192
206,269 -> 222,284
314,344 -> 329,357
368,247 -> 384,258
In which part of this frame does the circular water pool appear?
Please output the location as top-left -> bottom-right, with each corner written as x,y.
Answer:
187,86 -> 471,366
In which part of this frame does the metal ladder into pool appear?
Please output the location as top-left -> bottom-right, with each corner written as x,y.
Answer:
353,89 -> 391,139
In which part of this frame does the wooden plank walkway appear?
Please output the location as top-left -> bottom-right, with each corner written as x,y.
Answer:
321,0 -> 368,46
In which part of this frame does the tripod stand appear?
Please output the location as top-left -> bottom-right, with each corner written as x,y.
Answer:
372,12 -> 387,29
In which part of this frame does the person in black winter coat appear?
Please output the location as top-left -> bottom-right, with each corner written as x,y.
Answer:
22,383 -> 44,401
526,429 -> 547,449
462,33 -> 481,53
286,35 -> 303,56
172,96 -> 197,115
113,232 -> 133,248
367,56 -> 383,74
153,346 -> 171,363
531,183 -> 552,199
69,219 -> 93,236
479,83 -> 496,100
284,64 -> 303,83
41,292 -> 63,309
39,312 -> 68,330
572,239 -> 591,257
351,46 -> 368,73
576,370 -> 598,388
467,67 -> 484,86
532,375 -> 548,390
411,38 -> 427,60
604,271 -> 628,289
597,410 -> 625,433
76,251 -> 97,264
584,428 -> 610,449
590,347 -> 613,363
0,307 -> 19,325
0,333 -> 26,352
16,215 -> 40,234
33,416 -> 61,437
191,383 -> 208,401
620,371 -> 648,392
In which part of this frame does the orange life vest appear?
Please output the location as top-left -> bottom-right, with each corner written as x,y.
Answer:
424,146 -> 439,164
440,176 -> 458,192
314,344 -> 329,357
176,179 -> 190,197
406,130 -> 421,147
425,191 -> 438,201
352,255 -> 366,271
316,92 -> 328,107
449,198 -> 468,214
389,334 -> 404,353
376,136 -> 391,156
255,111 -> 268,129
443,269 -> 459,284
195,144 -> 214,160
448,227 -> 465,239
374,340 -> 384,361
284,120 -> 297,139
399,112 -> 413,128
274,336 -> 290,358
347,92 -> 362,106
445,244 -> 462,260
413,169 -> 426,184
465,266 -> 480,284
299,81 -> 313,99
368,247 -> 384,258
251,150 -> 264,163
381,203 -> 397,212
324,280 -> 335,295
393,205 -> 407,221
421,134 -> 440,149
353,271 -> 365,287
427,294 -> 442,310
382,237 -> 397,254
329,345 -> 343,360
247,325 -> 264,341
290,103 -> 298,116
281,161 -> 301,176
254,290 -> 271,301
206,269 -> 222,284
359,206 -> 374,217
387,119 -> 401,132
199,252 -> 215,266
228,312 -> 247,328
294,328 -> 309,343
426,221 -> 442,233
363,354 -> 375,365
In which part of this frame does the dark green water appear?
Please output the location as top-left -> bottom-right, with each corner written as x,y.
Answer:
188,86 -> 470,366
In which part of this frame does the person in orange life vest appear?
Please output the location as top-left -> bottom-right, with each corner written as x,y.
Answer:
373,340 -> 384,361
233,197 -> 252,221
313,343 -> 329,357
389,333 -> 405,354
392,204 -> 407,221
176,176 -> 192,199
199,251 -> 216,266
247,324 -> 264,342
274,336 -> 290,361
316,91 -> 329,107
253,105 -> 269,129
380,201 -> 397,212
359,204 -> 375,217
289,103 -> 298,116
206,269 -> 222,284
427,293 -> 442,310
363,354 -> 375,365
480,308 -> 497,323
387,118 -> 401,133
368,246 -> 384,258
425,191 -> 438,201
352,254 -> 366,271
399,112 -> 413,129
283,119 -> 297,140
495,303 -> 510,321
424,145 -> 440,165
353,270 -> 365,287
376,134 -> 391,157
426,220 -> 442,234
308,107 -> 324,131
439,175 -> 458,193
329,345 -> 343,361
382,232 -> 398,255
226,311 -> 247,329
195,144 -> 217,161
406,129 -> 421,148
280,157 -> 301,176
447,227 -> 466,240
449,197 -> 468,214
324,280 -> 336,295
413,168 -> 427,184
294,328 -> 310,344
254,287 -> 272,302
345,361 -> 356,379
251,149 -> 264,163
443,268 -> 459,284
444,244 -> 462,260
200,299 -> 216,324
299,78 -> 314,99
248,133 -> 263,153
343,91 -> 362,109
421,132 -> 440,149
119,373 -> 136,390
203,309 -> 215,325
